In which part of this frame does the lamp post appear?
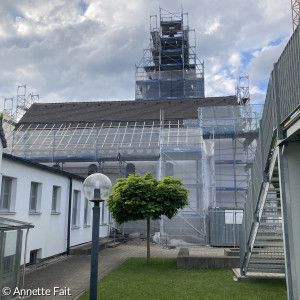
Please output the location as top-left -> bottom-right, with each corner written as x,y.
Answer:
83,173 -> 112,300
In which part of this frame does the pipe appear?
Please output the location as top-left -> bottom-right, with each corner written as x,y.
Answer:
90,201 -> 100,299
21,228 -> 30,298
66,177 -> 72,255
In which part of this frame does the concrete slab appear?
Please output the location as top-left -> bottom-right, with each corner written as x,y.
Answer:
232,268 -> 286,281
177,247 -> 239,269
189,247 -> 225,257
224,248 -> 240,257
69,238 -> 119,255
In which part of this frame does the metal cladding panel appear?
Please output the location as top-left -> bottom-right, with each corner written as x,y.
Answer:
283,142 -> 300,298
277,26 -> 300,123
208,208 -> 242,247
136,77 -> 205,100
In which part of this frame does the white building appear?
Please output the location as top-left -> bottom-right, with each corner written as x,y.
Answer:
0,142 -> 111,264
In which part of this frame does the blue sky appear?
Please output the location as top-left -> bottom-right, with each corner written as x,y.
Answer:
0,0 -> 293,109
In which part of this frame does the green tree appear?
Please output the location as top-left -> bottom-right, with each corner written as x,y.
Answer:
107,172 -> 189,263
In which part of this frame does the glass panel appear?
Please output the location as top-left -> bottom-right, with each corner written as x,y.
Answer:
29,182 -> 38,212
101,202 -> 105,224
2,230 -> 18,294
52,186 -> 58,212
84,198 -> 88,225
72,191 -> 78,226
0,177 -> 12,211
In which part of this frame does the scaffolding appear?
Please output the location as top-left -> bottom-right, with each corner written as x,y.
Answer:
198,105 -> 262,207
3,104 -> 262,245
135,8 -> 204,100
5,120 -> 183,162
156,105 -> 262,244
236,75 -> 250,105
2,85 -> 39,133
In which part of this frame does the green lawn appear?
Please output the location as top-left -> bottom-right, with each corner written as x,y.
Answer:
79,258 -> 287,300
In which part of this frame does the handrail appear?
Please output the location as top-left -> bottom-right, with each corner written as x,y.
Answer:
240,25 -> 300,275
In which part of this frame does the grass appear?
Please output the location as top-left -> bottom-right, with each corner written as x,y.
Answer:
78,258 -> 287,300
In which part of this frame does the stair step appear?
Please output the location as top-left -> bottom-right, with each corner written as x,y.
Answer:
250,259 -> 285,265
252,250 -> 284,254
260,218 -> 282,222
252,246 -> 284,251
262,210 -> 281,214
257,231 -> 283,235
252,249 -> 284,260
259,221 -> 282,225
257,228 -> 282,232
258,224 -> 282,228
261,214 -> 282,218
263,207 -> 281,210
247,267 -> 285,273
265,198 -> 281,201
254,242 -> 283,247
248,264 -> 285,269
271,178 -> 279,183
254,238 -> 284,243
255,236 -> 283,240
253,247 -> 284,251
268,188 -> 280,192
251,253 -> 284,258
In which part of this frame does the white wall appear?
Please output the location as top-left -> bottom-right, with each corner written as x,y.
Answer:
0,158 -> 110,263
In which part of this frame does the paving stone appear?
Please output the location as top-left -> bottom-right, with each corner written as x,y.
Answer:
21,243 -> 179,300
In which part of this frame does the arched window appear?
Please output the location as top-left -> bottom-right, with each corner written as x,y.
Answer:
125,163 -> 135,178
88,164 -> 98,175
165,162 -> 174,177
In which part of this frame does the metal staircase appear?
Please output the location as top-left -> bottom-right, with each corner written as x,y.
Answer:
240,25 -> 300,298
245,160 -> 285,274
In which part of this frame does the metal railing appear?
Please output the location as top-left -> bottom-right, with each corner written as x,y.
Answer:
240,26 -> 300,273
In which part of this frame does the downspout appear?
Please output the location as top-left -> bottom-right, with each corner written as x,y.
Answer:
66,177 -> 72,255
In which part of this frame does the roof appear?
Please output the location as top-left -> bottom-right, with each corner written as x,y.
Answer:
0,217 -> 34,231
18,96 -> 238,125
3,153 -> 85,181
0,123 -> 7,148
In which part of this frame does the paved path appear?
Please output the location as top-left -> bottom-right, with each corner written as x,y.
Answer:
20,243 -> 180,299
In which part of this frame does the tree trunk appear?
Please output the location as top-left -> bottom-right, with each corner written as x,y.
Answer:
147,217 -> 151,264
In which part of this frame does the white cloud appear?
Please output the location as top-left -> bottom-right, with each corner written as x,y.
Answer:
250,85 -> 267,105
247,41 -> 288,84
0,0 -> 293,108
204,18 -> 221,35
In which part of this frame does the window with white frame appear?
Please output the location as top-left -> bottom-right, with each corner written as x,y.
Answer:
101,201 -> 106,224
51,186 -> 61,213
0,176 -> 13,212
29,182 -> 41,213
109,211 -> 113,224
72,190 -> 81,227
83,198 -> 90,226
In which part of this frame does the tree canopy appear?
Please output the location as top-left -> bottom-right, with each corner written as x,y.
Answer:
107,172 -> 189,263
107,172 -> 189,224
